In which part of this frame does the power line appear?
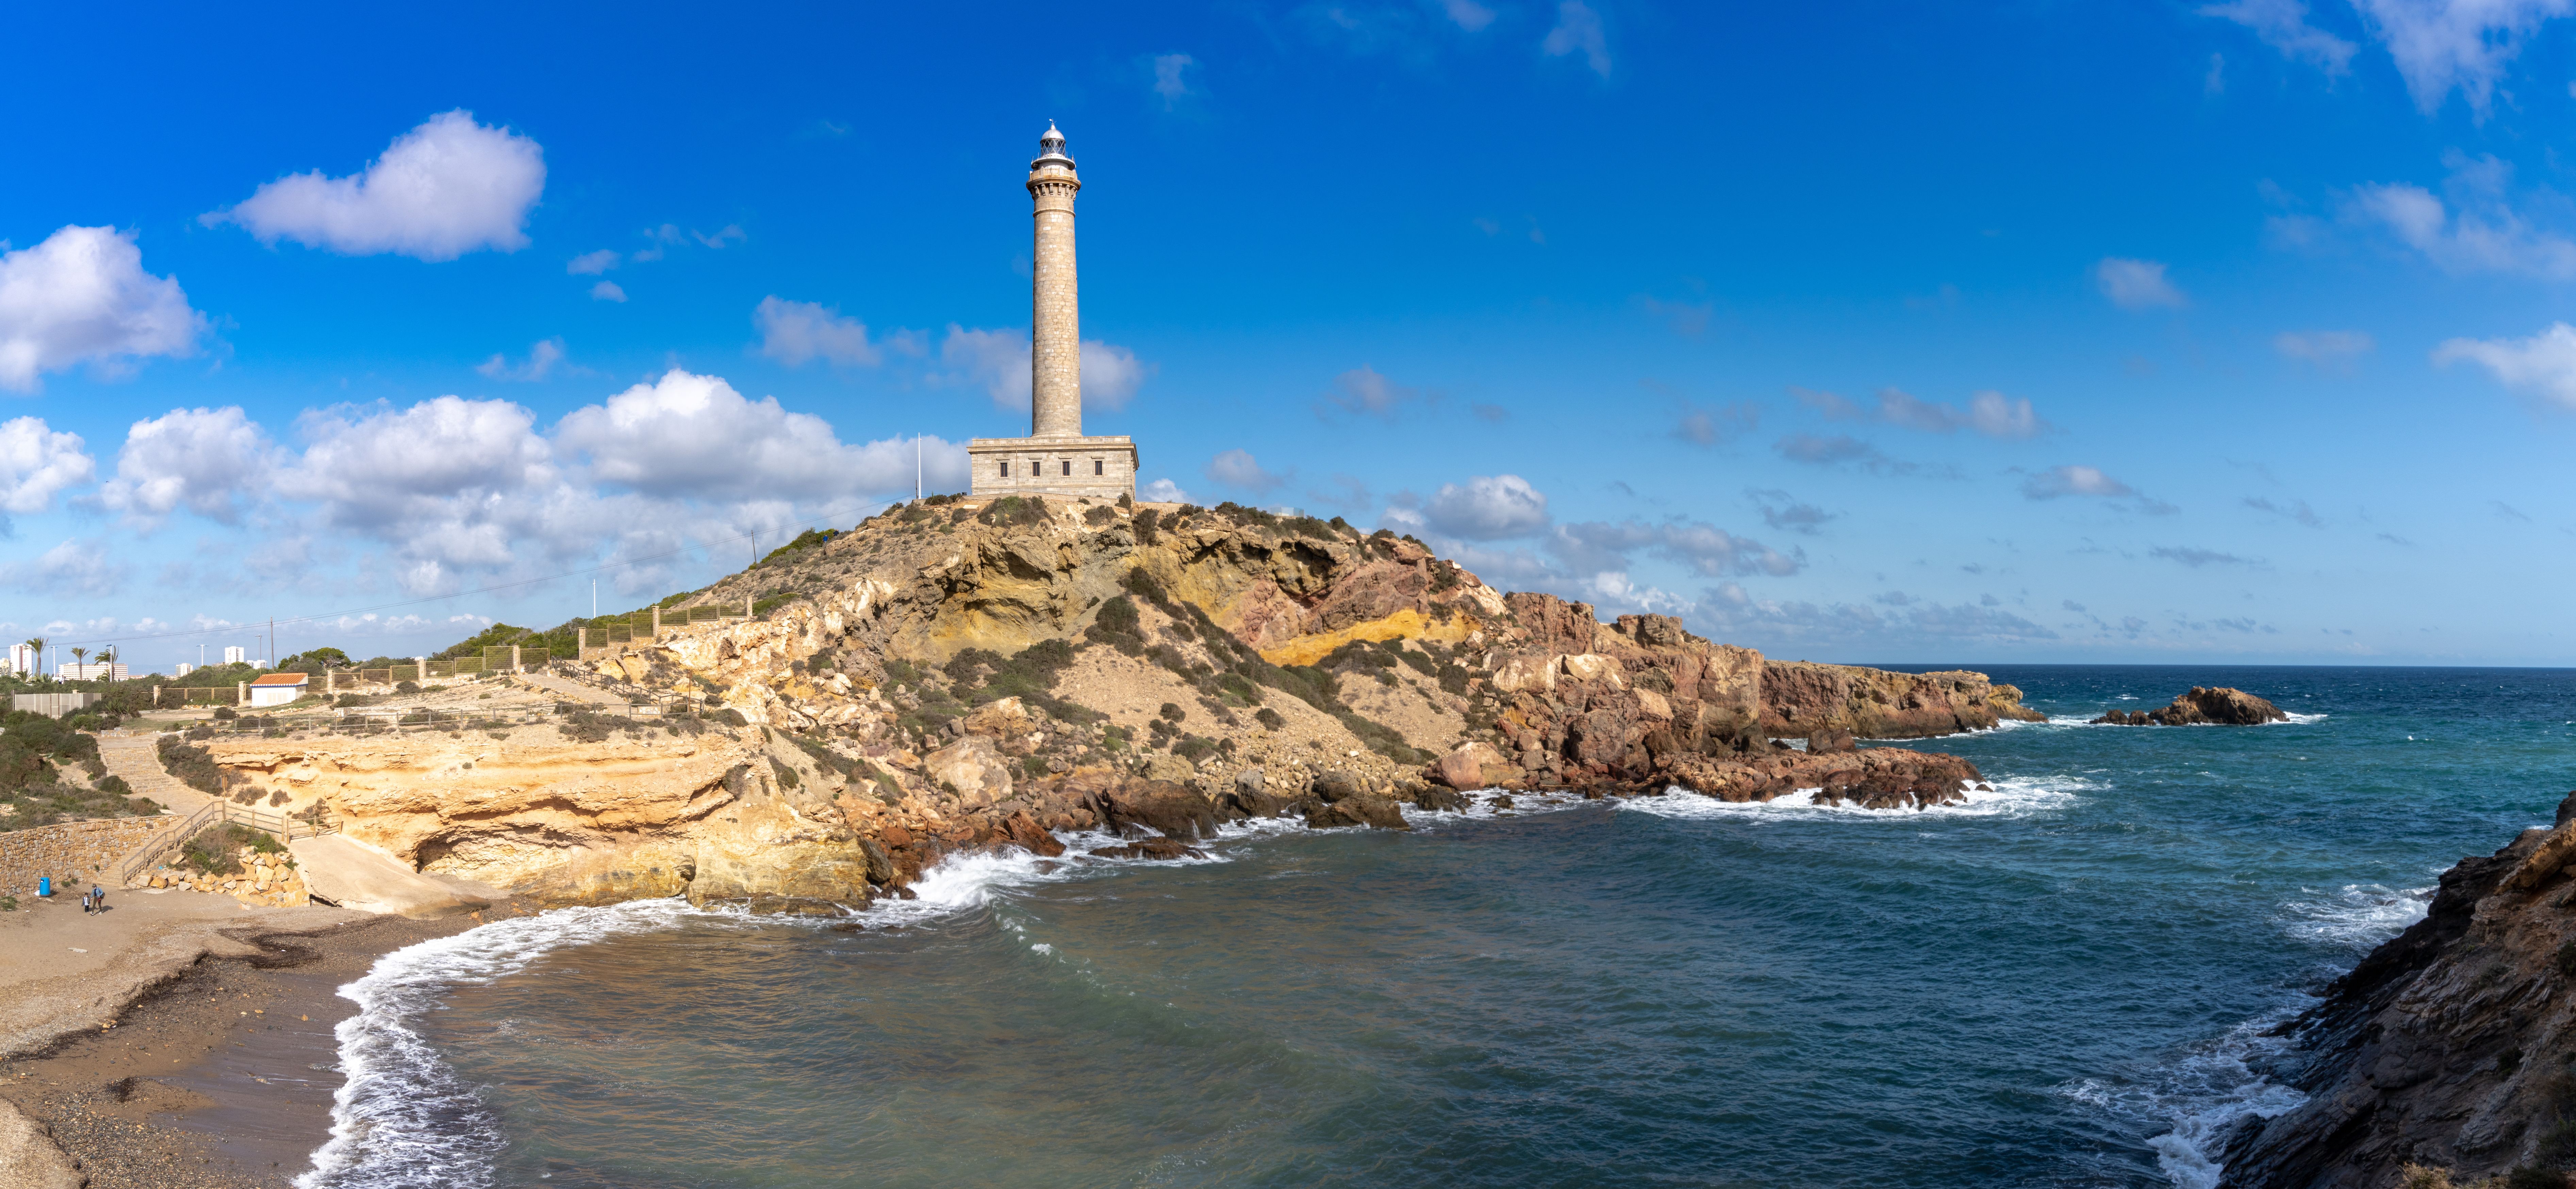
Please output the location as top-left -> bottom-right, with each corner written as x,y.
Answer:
52,505 -> 898,650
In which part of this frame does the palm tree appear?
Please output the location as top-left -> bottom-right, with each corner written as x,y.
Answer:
69,647 -> 88,675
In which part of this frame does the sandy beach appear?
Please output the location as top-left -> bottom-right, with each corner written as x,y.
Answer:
0,885 -> 518,1187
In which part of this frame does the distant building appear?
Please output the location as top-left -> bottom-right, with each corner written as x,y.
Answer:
58,663 -> 128,682
247,672 -> 308,707
223,646 -> 247,665
176,663 -> 195,677
4,644 -> 33,675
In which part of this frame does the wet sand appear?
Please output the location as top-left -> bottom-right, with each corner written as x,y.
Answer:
0,894 -> 526,1187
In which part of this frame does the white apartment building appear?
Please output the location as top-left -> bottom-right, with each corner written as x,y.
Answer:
4,644 -> 33,675
58,663 -> 128,681
224,646 -> 246,665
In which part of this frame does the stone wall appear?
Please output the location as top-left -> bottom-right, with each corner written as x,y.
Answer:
966,436 -> 1137,499
0,818 -> 170,898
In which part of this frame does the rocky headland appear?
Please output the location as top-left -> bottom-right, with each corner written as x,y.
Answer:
174,496 -> 2040,914
2093,686 -> 2289,727
2218,794 -> 2576,1188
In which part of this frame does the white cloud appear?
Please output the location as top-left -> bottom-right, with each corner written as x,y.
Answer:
0,538 -> 129,597
1550,518 -> 1802,578
279,395 -> 567,586
210,110 -> 545,261
2021,464 -> 2177,512
1421,474 -> 1549,539
2434,321 -> 2576,409
558,369 -> 956,500
1205,448 -> 1291,494
2094,258 -> 2188,310
2275,329 -> 2376,371
2200,0 -> 2359,73
1140,478 -> 1190,504
567,250 -> 619,275
755,297 -> 882,368
1968,390 -> 2044,438
1080,340 -> 1151,410
94,406 -> 271,527
0,226 -> 207,392
1325,365 -> 1419,417
0,416 -> 95,520
1152,53 -> 1197,108
939,324 -> 1151,411
590,281 -> 627,303
2343,157 -> 2576,278
1673,400 -> 1760,446
1444,0 -> 1498,30
476,337 -> 566,381
2350,0 -> 2573,115
1542,0 -> 1611,77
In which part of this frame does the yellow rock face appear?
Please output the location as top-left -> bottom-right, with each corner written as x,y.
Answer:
1257,608 -> 1480,667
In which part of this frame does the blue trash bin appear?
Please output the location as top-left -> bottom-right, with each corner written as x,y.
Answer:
38,876 -> 50,897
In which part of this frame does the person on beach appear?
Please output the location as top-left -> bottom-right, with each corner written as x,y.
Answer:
81,885 -> 93,914
91,884 -> 104,914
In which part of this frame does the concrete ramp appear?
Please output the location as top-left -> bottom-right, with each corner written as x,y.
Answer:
290,835 -> 487,918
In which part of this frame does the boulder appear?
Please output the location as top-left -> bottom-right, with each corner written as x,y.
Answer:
1559,653 -> 1624,687
1434,742 -> 1505,789
1311,768 -> 1369,803
1303,795 -> 1409,830
1101,779 -> 1220,840
2091,686 -> 2288,727
1092,837 -> 1207,860
1224,767 -> 1294,817
924,735 -> 1012,805
1806,729 -> 1856,754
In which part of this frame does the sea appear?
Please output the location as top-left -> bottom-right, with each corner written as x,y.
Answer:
292,665 -> 2576,1189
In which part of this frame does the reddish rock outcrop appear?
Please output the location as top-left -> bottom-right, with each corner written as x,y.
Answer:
2093,686 -> 2287,727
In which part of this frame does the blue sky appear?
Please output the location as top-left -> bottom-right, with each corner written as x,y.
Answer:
3,0 -> 2573,670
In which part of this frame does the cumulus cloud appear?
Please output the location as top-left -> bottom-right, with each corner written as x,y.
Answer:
2095,258 -> 2188,310
280,395 -> 563,583
1139,478 -> 1189,504
476,337 -> 565,382
0,417 -> 95,523
756,297 -> 882,368
2022,465 -> 2177,512
1872,387 -> 2048,438
1550,519 -> 1802,578
567,250 -> 619,275
0,538 -> 129,597
940,325 -> 1152,411
2434,321 -> 2576,409
1541,1 -> 1611,76
2200,0 -> 2359,72
0,226 -> 208,392
590,281 -> 627,303
2343,157 -> 2576,279
559,370 -> 957,501
2350,0 -> 2573,114
1749,489 -> 1835,535
1152,53 -> 1197,108
1204,448 -> 1291,494
1412,474 -> 1550,540
93,407 -> 271,527
210,111 -> 545,261
2275,329 -> 2375,371
1673,400 -> 1760,446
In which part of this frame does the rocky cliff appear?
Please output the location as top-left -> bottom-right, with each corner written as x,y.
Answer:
2095,686 -> 2288,727
189,496 -> 2036,913
2218,795 -> 2576,1188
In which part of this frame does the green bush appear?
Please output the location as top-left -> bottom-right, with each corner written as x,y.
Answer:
156,735 -> 222,794
1085,597 -> 1147,656
1131,507 -> 1160,545
179,822 -> 276,875
1172,734 -> 1219,762
977,495 -> 1049,529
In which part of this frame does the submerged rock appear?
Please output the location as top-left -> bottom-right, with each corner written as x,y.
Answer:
2092,686 -> 2287,727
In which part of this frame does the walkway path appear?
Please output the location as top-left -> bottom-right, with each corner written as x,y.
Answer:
517,671 -> 626,705
94,729 -> 218,887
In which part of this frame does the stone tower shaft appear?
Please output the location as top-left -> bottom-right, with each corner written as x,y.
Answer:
1028,122 -> 1081,438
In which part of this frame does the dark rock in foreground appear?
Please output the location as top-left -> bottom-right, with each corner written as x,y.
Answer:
2216,792 -> 2576,1188
2092,686 -> 2287,727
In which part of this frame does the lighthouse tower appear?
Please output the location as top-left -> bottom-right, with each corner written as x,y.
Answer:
968,123 -> 1139,499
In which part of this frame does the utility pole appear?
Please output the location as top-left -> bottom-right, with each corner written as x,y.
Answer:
591,579 -> 596,618
915,434 -> 922,501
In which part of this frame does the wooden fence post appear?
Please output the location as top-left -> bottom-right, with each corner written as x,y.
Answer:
577,627 -> 587,658
744,594 -> 753,618
652,605 -> 661,637
235,681 -> 245,705
511,644 -> 523,672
